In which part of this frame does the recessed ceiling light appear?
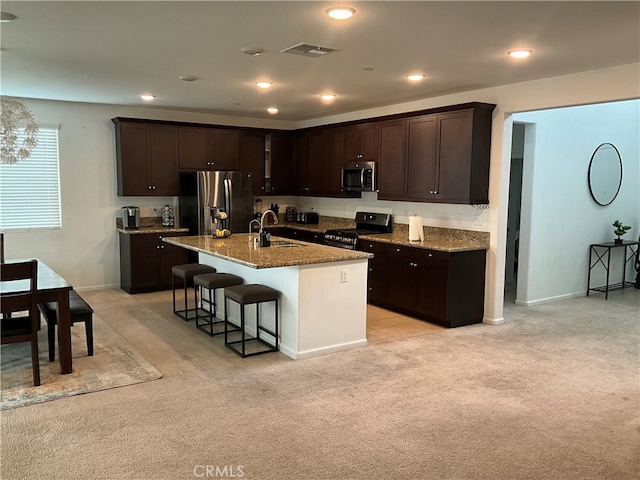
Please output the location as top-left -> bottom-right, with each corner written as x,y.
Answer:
241,47 -> 264,56
179,75 -> 198,82
325,7 -> 356,20
256,81 -> 273,89
267,107 -> 279,115
321,94 -> 336,102
507,49 -> 533,59
140,94 -> 156,102
0,12 -> 17,22
406,74 -> 426,82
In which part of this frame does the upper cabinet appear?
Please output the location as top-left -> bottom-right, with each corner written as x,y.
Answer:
378,104 -> 494,204
178,126 -> 239,171
378,119 -> 407,200
268,131 -> 295,196
238,130 -> 265,196
113,102 -> 493,203
345,122 -> 379,162
113,119 -> 179,196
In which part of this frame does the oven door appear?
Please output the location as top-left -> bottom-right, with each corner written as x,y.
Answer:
324,238 -> 357,250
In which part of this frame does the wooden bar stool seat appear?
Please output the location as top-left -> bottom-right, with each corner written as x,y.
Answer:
224,284 -> 280,358
193,272 -> 243,336
172,263 -> 216,321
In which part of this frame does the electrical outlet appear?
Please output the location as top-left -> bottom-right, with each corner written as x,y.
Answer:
341,269 -> 348,283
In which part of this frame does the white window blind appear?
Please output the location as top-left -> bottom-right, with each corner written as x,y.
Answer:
0,125 -> 62,230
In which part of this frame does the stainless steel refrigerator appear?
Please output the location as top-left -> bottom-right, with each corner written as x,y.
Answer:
179,171 -> 254,235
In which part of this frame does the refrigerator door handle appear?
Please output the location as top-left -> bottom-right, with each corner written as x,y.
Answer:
224,177 -> 232,227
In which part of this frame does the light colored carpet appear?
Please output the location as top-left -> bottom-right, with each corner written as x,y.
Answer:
0,314 -> 162,410
1,287 -> 638,480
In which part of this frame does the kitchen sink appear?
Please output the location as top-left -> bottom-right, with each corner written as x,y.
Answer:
271,240 -> 305,247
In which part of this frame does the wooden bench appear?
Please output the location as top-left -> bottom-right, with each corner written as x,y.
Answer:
38,290 -> 94,362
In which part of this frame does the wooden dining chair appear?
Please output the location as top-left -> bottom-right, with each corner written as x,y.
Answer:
1,259 -> 41,386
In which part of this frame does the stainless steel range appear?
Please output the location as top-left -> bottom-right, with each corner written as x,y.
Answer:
324,212 -> 393,250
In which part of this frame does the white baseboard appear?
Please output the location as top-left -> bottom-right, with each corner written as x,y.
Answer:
515,291 -> 584,307
483,317 -> 505,325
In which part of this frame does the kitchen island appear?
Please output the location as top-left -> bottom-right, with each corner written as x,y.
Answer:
163,235 -> 372,360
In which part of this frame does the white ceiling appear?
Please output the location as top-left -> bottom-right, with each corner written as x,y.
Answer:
1,1 -> 639,121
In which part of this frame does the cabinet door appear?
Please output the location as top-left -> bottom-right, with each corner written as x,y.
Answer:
434,110 -> 474,202
378,120 -> 406,200
239,131 -> 265,196
361,122 -> 380,160
325,127 -> 345,195
210,129 -> 239,170
386,244 -> 417,309
359,240 -> 387,305
269,131 -> 294,195
294,132 -> 310,194
117,122 -> 151,195
406,115 -> 438,201
307,130 -> 326,195
345,123 -> 379,161
415,249 -> 448,323
178,127 -> 210,170
158,234 -> 191,287
128,234 -> 161,290
149,125 -> 179,195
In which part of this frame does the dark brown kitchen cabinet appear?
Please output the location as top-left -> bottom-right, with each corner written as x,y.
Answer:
359,240 -> 387,304
294,130 -> 326,195
119,232 -> 191,294
275,227 -> 325,244
378,120 -> 407,200
325,127 -> 346,194
359,240 -> 486,328
406,115 -> 438,201
377,106 -> 493,204
345,122 -> 379,161
268,131 -> 295,195
178,126 -> 239,170
238,130 -> 265,196
114,120 -> 180,196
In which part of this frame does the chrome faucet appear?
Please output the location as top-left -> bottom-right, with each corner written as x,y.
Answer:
248,218 -> 261,233
256,210 -> 278,247
260,209 -> 278,229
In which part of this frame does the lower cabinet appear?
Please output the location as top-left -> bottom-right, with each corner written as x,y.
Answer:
359,240 -> 486,327
119,232 -> 192,294
272,227 -> 325,244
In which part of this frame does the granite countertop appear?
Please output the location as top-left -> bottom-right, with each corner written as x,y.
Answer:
162,235 -> 372,269
116,217 -> 189,235
271,216 -> 490,252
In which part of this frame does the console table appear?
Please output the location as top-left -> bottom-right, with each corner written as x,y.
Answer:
587,240 -> 639,299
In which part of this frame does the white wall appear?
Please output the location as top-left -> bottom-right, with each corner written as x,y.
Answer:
513,100 -> 640,305
6,63 -> 639,325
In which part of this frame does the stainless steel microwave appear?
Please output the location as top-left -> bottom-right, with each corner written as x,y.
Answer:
341,161 -> 376,192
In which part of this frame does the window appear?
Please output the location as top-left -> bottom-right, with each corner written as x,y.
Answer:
0,125 -> 61,230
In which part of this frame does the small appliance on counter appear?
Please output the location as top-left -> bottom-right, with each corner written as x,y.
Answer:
121,206 -> 140,229
296,211 -> 319,225
285,206 -> 297,223
161,205 -> 174,227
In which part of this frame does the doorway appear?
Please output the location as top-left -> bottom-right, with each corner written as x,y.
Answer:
505,123 -> 525,304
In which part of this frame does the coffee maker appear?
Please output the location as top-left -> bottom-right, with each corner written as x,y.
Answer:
121,206 -> 140,229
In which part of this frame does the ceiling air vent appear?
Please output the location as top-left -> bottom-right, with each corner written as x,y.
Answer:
281,43 -> 339,58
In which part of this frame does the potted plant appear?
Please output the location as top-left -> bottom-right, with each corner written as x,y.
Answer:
612,220 -> 631,244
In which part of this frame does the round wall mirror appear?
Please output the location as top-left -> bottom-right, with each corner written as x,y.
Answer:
588,143 -> 622,206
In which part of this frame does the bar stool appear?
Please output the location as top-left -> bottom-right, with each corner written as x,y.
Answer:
172,263 -> 216,321
224,284 -> 280,358
193,272 -> 243,336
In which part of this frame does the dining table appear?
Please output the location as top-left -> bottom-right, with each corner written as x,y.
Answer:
1,259 -> 74,374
